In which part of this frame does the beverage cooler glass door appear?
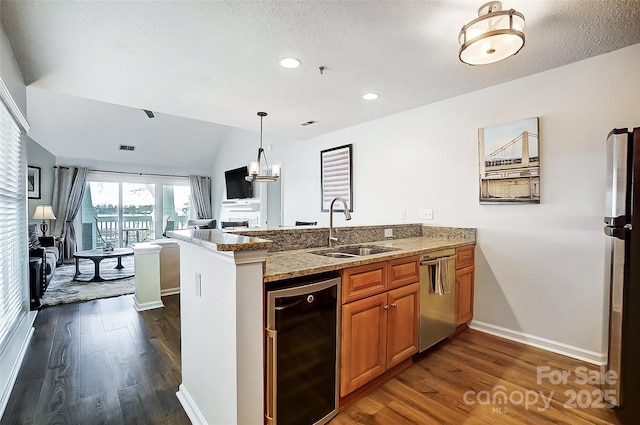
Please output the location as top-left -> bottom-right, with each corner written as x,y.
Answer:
266,276 -> 340,425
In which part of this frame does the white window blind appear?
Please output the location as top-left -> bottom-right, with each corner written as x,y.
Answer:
0,97 -> 27,350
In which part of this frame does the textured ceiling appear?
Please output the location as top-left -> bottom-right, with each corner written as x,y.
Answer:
2,0 -> 640,141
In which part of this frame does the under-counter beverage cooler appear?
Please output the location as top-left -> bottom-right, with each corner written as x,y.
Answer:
265,274 -> 340,425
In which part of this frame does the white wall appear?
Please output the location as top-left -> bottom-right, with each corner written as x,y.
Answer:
212,44 -> 640,358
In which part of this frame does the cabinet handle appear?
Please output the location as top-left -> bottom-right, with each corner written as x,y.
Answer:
391,303 -> 397,308
383,305 -> 389,310
462,255 -> 470,259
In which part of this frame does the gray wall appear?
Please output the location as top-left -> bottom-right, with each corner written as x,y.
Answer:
26,136 -> 55,224
0,25 -> 26,117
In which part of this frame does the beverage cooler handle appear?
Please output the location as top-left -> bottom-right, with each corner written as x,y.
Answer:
604,226 -> 629,240
265,328 -> 277,425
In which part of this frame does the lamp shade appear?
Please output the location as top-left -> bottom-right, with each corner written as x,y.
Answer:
33,205 -> 56,220
459,1 -> 525,66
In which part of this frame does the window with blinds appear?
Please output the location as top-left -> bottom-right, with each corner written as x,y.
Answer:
0,96 -> 27,350
321,144 -> 353,212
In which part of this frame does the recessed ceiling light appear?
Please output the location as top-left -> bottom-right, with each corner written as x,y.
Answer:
362,93 -> 379,100
280,57 -> 301,69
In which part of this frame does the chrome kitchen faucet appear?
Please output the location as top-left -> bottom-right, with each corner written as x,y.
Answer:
328,197 -> 351,247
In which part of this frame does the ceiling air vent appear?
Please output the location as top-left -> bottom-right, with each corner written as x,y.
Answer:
119,145 -> 136,151
301,120 -> 317,126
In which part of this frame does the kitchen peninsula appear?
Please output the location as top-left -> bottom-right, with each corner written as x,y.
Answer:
168,224 -> 476,425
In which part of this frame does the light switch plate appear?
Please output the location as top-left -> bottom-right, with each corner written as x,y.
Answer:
399,209 -> 406,220
419,209 -> 433,220
384,228 -> 393,237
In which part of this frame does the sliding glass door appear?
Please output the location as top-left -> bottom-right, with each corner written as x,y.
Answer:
81,172 -> 190,250
122,183 -> 155,245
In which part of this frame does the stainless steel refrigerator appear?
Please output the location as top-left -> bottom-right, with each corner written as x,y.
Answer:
604,127 -> 640,423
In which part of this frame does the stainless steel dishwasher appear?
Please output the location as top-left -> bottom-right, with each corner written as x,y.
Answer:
265,273 -> 340,425
419,249 -> 457,352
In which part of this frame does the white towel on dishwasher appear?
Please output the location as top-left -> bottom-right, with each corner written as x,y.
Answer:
435,258 -> 451,296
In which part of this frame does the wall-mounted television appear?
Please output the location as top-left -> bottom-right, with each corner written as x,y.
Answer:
225,166 -> 253,199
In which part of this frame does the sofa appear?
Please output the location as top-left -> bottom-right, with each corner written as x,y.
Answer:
28,224 -> 59,308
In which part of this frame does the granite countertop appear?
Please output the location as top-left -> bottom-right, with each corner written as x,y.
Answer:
264,234 -> 476,283
167,229 -> 272,252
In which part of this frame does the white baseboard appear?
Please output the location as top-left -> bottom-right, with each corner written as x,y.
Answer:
469,320 -> 607,365
133,299 -> 164,312
0,311 -> 37,419
161,287 -> 180,296
176,384 -> 207,425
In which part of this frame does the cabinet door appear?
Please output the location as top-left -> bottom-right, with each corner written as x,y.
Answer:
387,255 -> 420,290
342,262 -> 387,304
455,265 -> 474,326
340,293 -> 387,396
386,283 -> 419,369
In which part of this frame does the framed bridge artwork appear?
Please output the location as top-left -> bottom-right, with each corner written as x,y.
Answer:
478,117 -> 540,204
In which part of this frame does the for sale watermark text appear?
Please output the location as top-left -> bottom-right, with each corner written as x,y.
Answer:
462,366 -> 618,412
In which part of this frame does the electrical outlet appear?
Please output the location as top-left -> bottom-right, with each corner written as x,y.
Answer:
399,209 -> 406,220
419,209 -> 433,220
384,228 -> 393,237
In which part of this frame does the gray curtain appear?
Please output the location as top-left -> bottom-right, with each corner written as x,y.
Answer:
189,175 -> 212,219
51,167 -> 88,259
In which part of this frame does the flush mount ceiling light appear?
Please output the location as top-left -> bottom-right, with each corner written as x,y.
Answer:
458,1 -> 525,66
362,93 -> 379,100
279,57 -> 301,69
246,112 -> 280,183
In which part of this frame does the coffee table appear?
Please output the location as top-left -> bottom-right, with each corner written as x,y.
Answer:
73,248 -> 134,282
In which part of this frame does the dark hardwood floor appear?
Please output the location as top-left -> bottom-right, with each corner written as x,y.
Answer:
1,294 -> 189,425
3,295 -> 622,425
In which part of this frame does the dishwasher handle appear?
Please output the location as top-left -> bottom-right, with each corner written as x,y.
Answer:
420,254 -> 455,266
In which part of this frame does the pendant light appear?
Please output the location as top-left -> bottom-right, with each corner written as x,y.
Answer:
458,1 -> 525,66
245,112 -> 280,183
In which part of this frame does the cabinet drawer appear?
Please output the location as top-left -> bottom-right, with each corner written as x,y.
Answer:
342,262 -> 387,304
456,245 -> 475,270
387,255 -> 420,290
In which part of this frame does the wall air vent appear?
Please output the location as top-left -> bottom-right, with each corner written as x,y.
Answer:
119,145 -> 136,151
301,120 -> 317,126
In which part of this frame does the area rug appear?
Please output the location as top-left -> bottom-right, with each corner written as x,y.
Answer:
40,256 -> 135,307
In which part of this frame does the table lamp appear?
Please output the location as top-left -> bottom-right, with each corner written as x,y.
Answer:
33,205 -> 56,237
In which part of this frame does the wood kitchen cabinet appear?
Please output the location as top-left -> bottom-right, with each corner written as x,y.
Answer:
340,292 -> 387,396
386,282 -> 419,369
455,245 -> 475,327
340,257 -> 420,397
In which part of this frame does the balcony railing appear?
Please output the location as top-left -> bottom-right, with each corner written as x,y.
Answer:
93,214 -> 187,248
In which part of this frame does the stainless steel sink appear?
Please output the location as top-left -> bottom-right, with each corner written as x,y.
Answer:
311,245 -> 400,258
320,252 -> 360,258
